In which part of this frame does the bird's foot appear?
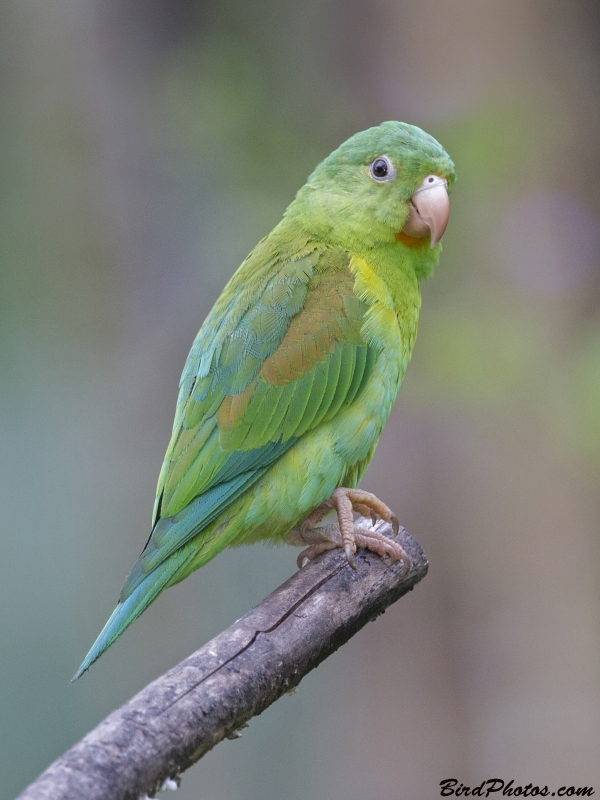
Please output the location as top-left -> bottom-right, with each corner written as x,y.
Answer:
286,487 -> 408,572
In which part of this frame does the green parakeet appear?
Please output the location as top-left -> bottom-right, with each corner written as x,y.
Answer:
75,121 -> 455,678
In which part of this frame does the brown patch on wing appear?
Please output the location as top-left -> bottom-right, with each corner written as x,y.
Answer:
216,382 -> 256,431
259,265 -> 362,386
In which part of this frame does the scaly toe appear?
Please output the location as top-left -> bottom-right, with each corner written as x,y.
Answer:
296,538 -> 340,568
353,523 -> 410,574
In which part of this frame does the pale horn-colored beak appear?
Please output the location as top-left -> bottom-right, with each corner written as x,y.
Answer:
401,175 -> 450,248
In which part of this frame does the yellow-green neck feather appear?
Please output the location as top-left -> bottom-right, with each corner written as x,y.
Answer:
349,244 -> 421,366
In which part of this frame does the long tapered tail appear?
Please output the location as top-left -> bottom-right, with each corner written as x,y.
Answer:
72,548 -> 192,680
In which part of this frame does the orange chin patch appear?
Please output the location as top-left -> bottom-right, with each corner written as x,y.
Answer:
395,230 -> 429,248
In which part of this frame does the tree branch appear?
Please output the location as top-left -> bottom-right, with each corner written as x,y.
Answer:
16,523 -> 428,800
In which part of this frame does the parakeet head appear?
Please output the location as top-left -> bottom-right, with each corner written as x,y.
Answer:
286,121 -> 455,262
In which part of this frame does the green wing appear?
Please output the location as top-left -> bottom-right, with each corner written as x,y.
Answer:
74,242 -> 381,678
121,244 -> 378,600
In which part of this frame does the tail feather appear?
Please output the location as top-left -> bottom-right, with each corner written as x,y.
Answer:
72,548 -> 192,680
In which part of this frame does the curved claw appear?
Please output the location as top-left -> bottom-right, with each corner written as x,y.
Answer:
345,545 -> 357,570
399,554 -> 410,578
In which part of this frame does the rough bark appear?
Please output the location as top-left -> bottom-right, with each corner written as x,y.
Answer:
16,523 -> 428,800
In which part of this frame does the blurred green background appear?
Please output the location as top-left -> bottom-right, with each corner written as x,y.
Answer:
3,1 -> 600,798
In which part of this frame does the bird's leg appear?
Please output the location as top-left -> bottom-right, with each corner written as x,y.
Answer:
286,487 -> 409,572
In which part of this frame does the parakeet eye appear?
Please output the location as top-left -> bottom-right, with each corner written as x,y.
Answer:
369,156 -> 396,183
